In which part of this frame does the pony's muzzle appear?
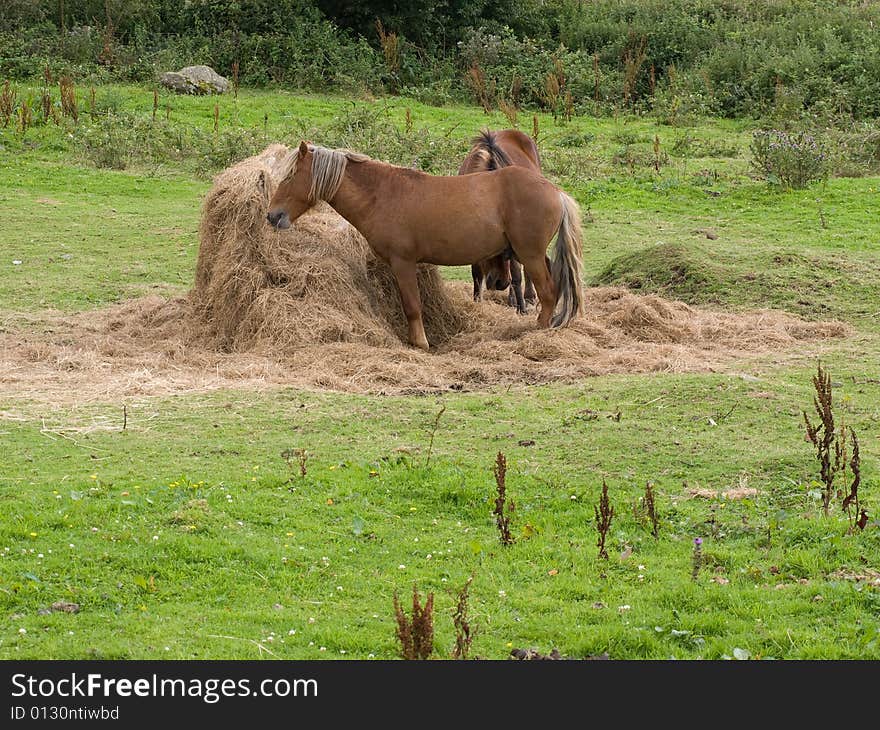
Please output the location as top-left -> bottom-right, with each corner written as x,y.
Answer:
486,274 -> 511,291
267,209 -> 291,230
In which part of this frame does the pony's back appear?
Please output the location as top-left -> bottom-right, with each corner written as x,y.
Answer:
459,129 -> 541,176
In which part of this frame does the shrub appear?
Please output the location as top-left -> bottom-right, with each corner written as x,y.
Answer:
750,129 -> 829,188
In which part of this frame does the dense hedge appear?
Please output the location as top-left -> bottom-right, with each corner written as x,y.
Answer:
1,0 -> 879,119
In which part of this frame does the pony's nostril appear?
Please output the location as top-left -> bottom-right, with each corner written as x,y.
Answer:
267,210 -> 291,229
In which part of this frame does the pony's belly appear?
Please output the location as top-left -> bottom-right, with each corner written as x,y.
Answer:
417,238 -> 507,266
411,221 -> 507,266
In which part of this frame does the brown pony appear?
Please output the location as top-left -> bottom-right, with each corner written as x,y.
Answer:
267,141 -> 583,351
458,129 -> 542,313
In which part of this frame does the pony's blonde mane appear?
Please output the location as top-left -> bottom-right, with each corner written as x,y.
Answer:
279,145 -> 370,202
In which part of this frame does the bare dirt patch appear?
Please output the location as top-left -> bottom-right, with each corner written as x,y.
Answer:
0,145 -> 850,406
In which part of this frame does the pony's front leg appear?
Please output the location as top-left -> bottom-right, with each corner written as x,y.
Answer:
471,263 -> 484,301
389,257 -> 430,351
508,260 -> 527,314
523,271 -> 537,306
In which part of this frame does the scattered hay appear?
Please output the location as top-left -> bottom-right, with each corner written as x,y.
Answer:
828,568 -> 880,586
688,487 -> 760,500
0,144 -> 851,405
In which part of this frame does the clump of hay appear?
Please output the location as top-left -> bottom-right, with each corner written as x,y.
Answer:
0,145 -> 851,403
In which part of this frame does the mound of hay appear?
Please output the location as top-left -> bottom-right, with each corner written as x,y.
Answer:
0,145 -> 851,403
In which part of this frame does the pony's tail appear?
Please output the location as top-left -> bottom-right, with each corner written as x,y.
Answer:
550,191 -> 584,327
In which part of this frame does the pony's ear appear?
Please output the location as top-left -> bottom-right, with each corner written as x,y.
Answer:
298,140 -> 309,158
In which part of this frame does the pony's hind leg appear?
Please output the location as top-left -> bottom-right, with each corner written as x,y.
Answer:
389,257 -> 430,350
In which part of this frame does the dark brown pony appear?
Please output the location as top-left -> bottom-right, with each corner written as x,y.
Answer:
458,129 -> 542,313
267,141 -> 583,351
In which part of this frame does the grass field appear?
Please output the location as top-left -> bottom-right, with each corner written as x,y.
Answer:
1,84 -> 879,660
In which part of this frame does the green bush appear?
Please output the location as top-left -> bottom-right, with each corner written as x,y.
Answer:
750,129 -> 830,189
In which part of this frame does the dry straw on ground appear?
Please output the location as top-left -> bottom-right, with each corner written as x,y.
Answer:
0,145 -> 850,405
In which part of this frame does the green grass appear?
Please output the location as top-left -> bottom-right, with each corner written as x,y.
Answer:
1,84 -> 879,660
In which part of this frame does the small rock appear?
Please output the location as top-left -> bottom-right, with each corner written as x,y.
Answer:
517,439 -> 535,447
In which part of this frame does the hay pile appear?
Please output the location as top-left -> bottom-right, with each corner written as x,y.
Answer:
190,144 -> 466,352
0,144 -> 851,403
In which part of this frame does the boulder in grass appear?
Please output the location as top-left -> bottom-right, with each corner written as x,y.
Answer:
160,65 -> 229,95
159,71 -> 197,94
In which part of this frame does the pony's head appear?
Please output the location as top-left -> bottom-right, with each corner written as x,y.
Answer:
484,257 -> 511,291
267,140 -> 314,229
267,142 -> 369,230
